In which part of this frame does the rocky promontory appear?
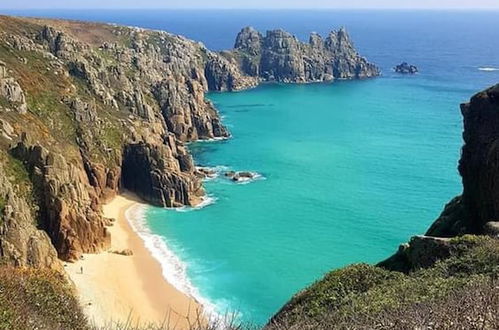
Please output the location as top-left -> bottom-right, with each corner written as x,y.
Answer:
0,16 -> 244,263
226,26 -> 380,83
0,16 -> 379,265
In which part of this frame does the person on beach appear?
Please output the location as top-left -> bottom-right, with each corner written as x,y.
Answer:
80,266 -> 83,274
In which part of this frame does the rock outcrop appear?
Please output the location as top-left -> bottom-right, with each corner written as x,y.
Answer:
394,62 -> 418,74
10,141 -> 111,261
427,84 -> 499,237
0,16 -> 250,263
0,61 -> 27,114
0,161 -> 61,269
121,141 -> 204,207
229,26 -> 380,83
204,53 -> 259,91
378,235 -> 452,272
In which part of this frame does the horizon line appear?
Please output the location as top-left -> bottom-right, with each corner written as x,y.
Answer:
1,7 -> 499,11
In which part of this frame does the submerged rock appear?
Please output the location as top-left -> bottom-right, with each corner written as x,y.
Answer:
225,171 -> 258,182
196,167 -> 217,179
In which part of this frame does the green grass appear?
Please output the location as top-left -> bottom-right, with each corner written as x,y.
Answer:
1,151 -> 31,195
269,236 -> 499,328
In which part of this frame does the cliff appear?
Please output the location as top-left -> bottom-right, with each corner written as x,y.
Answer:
0,15 -> 252,263
427,84 -> 499,237
0,16 -> 378,266
268,86 -> 499,329
226,26 -> 380,83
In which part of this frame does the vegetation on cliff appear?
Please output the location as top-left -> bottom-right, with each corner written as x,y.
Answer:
267,236 -> 499,329
0,266 -> 88,330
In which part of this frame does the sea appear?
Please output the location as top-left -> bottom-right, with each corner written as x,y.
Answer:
3,9 -> 499,326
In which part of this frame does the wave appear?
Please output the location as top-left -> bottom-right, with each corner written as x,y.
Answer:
174,194 -> 218,212
196,165 -> 231,181
124,204 -> 221,320
232,172 -> 266,185
198,136 -> 231,143
478,67 -> 499,72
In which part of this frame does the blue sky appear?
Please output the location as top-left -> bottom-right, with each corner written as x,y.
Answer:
1,0 -> 498,9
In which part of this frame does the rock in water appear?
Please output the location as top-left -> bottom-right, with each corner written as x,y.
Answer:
230,26 -> 380,83
394,62 -> 418,74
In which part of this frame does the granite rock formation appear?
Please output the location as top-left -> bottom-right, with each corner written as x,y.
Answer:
10,141 -> 111,261
394,62 -> 418,74
0,16 -> 253,264
229,26 -> 380,82
427,84 -> 499,237
0,161 -> 61,269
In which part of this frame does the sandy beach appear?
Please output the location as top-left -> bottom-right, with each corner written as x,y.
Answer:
64,193 -> 204,328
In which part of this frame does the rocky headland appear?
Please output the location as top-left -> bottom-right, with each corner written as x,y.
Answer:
223,26 -> 380,83
0,16 -> 378,271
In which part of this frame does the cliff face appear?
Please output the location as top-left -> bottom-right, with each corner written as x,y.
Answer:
427,84 -> 499,237
229,26 -> 380,83
0,16 -> 253,263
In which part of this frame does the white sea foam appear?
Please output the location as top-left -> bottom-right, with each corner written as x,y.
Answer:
478,67 -> 499,72
196,165 -> 231,181
232,172 -> 266,185
174,195 -> 218,212
124,204 -> 221,320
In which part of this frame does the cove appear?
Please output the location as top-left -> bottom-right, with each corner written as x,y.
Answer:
144,77 -> 464,325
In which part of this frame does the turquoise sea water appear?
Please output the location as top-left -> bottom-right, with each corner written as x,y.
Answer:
5,9 -> 499,325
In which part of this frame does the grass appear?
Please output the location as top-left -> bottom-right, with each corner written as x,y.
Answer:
267,236 -> 499,329
0,266 -> 89,330
0,150 -> 32,197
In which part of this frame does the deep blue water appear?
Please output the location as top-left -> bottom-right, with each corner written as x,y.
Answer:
5,9 -> 499,326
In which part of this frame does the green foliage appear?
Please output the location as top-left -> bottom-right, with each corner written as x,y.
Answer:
27,90 -> 78,144
270,236 -> 499,328
0,151 -> 31,197
0,267 -> 89,330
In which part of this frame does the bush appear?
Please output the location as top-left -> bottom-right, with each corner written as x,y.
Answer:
0,266 -> 89,330
267,236 -> 499,330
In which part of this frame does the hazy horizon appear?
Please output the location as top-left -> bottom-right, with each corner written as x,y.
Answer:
1,0 -> 498,10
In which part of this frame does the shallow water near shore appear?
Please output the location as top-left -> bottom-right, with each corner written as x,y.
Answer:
8,9 -> 499,325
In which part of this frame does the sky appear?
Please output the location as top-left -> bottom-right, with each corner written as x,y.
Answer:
0,0 -> 498,10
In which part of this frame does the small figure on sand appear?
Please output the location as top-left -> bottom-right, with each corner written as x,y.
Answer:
80,266 -> 83,274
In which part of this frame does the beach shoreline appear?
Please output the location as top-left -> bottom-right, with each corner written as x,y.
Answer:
64,193 -> 204,328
